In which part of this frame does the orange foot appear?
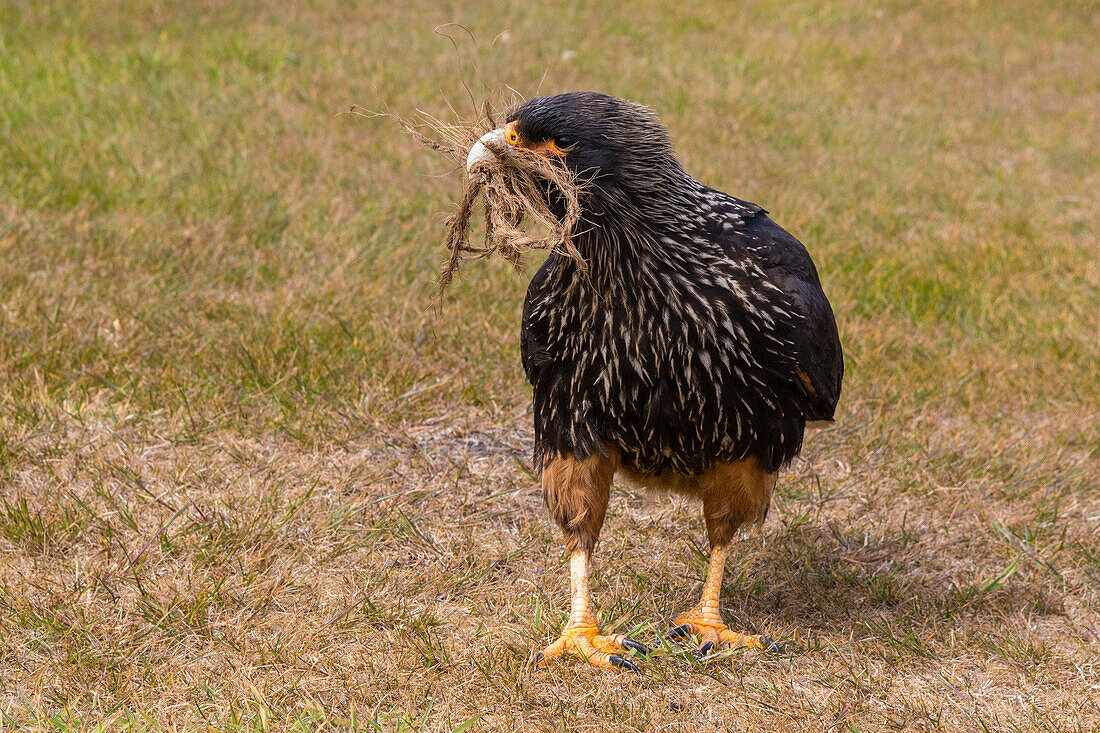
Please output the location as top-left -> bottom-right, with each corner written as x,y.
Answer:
535,617 -> 649,671
668,607 -> 780,656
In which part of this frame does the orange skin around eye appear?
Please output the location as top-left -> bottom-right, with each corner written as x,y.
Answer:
506,121 -> 570,157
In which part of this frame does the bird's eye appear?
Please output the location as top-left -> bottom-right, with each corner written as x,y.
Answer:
553,136 -> 577,150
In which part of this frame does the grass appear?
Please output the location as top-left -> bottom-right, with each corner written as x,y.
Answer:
1,0 -> 1098,730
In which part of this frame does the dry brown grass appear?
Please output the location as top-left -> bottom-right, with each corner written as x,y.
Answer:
3,409 -> 1098,730
1,0 -> 1098,730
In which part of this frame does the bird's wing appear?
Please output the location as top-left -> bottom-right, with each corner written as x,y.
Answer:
520,255 -> 556,384
712,196 -> 844,421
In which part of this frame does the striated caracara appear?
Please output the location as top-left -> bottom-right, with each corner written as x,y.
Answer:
465,92 -> 843,670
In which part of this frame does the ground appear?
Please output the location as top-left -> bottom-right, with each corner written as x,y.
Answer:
1,1 -> 1098,731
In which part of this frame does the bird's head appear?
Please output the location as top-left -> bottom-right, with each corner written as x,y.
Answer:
467,92 -> 690,223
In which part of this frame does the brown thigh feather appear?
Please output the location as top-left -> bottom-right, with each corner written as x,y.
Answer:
619,457 -> 776,547
698,458 -> 777,546
542,448 -> 619,554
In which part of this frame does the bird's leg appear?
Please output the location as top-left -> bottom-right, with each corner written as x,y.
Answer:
534,549 -> 648,670
668,459 -> 779,656
534,450 -> 648,671
668,544 -> 775,654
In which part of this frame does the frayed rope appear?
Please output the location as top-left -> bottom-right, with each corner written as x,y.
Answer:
353,100 -> 588,303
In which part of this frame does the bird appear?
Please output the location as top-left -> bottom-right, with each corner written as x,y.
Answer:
465,92 -> 843,671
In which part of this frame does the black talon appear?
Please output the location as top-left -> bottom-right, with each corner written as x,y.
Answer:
696,641 -> 715,657
763,637 -> 783,654
622,638 -> 651,656
666,624 -> 691,640
609,655 -> 641,672
533,651 -> 545,664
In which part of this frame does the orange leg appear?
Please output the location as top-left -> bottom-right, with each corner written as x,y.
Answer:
535,551 -> 649,671
668,545 -> 778,655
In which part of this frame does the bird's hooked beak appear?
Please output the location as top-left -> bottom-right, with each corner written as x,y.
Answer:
466,127 -> 513,173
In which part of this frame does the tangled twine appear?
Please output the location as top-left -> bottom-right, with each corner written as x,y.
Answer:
357,101 -> 588,300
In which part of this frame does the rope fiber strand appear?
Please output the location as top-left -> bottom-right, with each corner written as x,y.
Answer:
366,100 -> 588,301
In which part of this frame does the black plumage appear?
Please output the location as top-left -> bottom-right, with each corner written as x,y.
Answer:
513,92 -> 843,477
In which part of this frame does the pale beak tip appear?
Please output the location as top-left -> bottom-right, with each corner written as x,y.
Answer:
466,128 -> 508,172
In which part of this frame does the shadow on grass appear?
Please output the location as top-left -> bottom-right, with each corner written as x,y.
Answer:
715,520 -> 1065,662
